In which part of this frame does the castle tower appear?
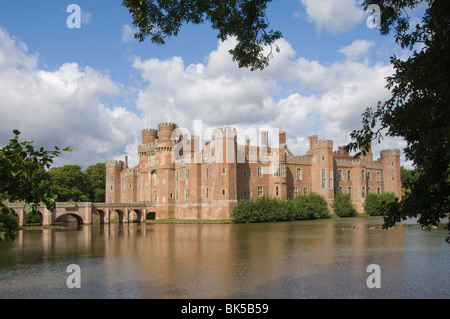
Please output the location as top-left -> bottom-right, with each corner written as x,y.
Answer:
381,149 -> 401,198
209,127 -> 238,219
142,128 -> 158,144
105,160 -> 124,203
309,137 -> 334,202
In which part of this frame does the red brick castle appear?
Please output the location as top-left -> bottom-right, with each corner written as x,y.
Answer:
105,122 -> 401,219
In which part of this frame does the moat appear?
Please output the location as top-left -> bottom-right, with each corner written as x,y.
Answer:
0,217 -> 449,299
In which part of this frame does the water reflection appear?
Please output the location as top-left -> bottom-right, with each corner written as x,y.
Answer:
0,218 -> 449,299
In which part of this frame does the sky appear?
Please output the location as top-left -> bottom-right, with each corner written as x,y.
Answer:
0,0 -> 424,170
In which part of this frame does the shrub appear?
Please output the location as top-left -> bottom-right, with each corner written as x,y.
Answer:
332,192 -> 358,217
231,193 -> 330,223
364,192 -> 397,216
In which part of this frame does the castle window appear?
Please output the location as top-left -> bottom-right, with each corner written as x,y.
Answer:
273,163 -> 286,177
296,168 -> 302,181
362,170 -> 365,181
275,186 -> 279,197
368,187 -> 371,194
110,186 -> 113,190
392,177 -> 395,181
244,190 -> 247,197
176,171 -> 179,182
362,187 -> 366,198
377,187 -> 381,194
304,187 -> 308,195
206,188 -> 209,198
294,187 -> 299,198
206,168 -> 209,178
322,156 -> 325,161
348,187 -> 352,197
321,169 -> 326,189
248,170 -> 252,177
377,171 -> 381,182
258,186 -> 263,197
329,169 -> 333,189
185,170 -> 189,180
367,171 -> 371,182
170,193 -> 173,199
129,184 -> 132,189
257,167 -> 262,178
185,189 -> 189,199
221,189 -> 226,196
222,168 -> 226,175
176,190 -> 179,201
338,170 -> 343,181
347,170 -> 351,181
243,170 -> 247,177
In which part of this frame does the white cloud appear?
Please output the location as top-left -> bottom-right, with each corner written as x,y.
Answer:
0,27 -> 143,169
122,24 -> 136,43
130,36 -> 400,163
0,25 -> 406,170
300,0 -> 365,34
339,39 -> 375,60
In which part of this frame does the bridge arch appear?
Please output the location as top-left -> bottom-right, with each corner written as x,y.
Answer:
146,212 -> 156,220
54,213 -> 84,225
110,209 -> 125,223
129,209 -> 143,223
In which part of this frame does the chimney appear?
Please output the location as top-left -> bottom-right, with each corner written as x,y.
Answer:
279,131 -> 286,145
261,130 -> 269,148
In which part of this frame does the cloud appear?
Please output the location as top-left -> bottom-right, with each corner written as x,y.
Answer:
300,0 -> 365,34
0,27 -> 143,169
122,24 -> 136,43
0,25 -> 406,170
339,39 -> 375,60
130,36 -> 399,162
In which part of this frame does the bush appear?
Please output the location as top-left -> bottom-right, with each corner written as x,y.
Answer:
364,192 -> 397,216
231,193 -> 330,223
332,192 -> 358,217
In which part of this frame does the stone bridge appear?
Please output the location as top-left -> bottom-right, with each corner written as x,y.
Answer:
7,202 -> 157,226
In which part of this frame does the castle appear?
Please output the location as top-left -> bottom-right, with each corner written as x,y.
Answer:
105,122 -> 401,219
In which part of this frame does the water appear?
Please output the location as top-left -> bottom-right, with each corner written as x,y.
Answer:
0,217 -> 449,299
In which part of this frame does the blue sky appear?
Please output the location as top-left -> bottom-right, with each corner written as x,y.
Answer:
0,0 -> 422,169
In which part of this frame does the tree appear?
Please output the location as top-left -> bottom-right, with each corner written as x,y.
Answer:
0,130 -> 71,241
122,0 -> 282,71
85,162 -> 106,202
44,165 -> 90,202
345,0 -> 450,241
332,192 -> 358,218
364,192 -> 397,216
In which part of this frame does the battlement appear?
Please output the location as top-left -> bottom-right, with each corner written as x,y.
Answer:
311,139 -> 333,150
142,128 -> 158,134
158,122 -> 178,130
380,149 -> 401,157
212,127 -> 237,140
106,160 -> 124,168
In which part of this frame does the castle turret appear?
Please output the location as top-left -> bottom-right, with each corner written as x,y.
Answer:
142,128 -> 158,144
309,137 -> 334,202
158,122 -> 178,140
380,149 -> 401,198
105,160 -> 124,203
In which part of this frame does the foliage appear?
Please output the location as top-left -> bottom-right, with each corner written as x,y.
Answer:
42,163 -> 106,203
364,192 -> 397,217
231,193 -> 330,223
0,130 -> 71,241
332,192 -> 358,218
122,0 -> 282,71
346,0 -> 450,239
85,162 -> 106,202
